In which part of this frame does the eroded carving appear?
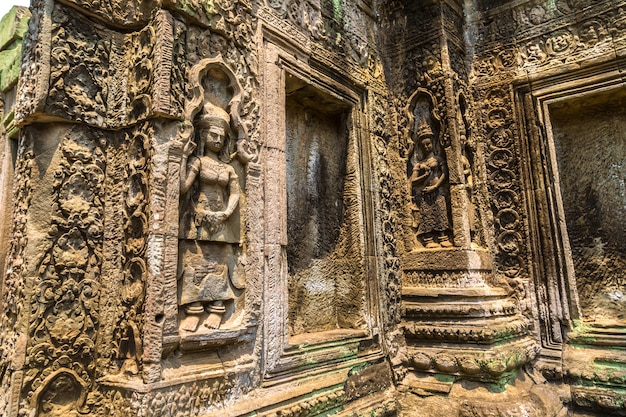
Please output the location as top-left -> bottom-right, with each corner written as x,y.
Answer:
110,124 -> 153,377
177,58 -> 249,333
59,0 -> 160,27
47,4 -> 110,125
22,126 -> 106,416
0,132 -> 34,416
409,118 -> 452,249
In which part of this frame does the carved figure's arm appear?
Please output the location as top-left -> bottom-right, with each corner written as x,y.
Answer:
181,155 -> 200,195
223,167 -> 240,218
423,159 -> 446,193
410,163 -> 429,185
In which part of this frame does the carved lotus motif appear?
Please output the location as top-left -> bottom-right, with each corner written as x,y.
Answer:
46,308 -> 85,346
53,229 -> 88,273
434,354 -> 458,373
410,352 -> 432,370
485,359 -> 507,376
459,357 -> 481,375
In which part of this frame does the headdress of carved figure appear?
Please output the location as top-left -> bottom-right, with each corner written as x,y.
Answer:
197,101 -> 231,132
417,117 -> 434,141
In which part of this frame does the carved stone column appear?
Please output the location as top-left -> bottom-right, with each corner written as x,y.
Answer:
378,0 -> 539,396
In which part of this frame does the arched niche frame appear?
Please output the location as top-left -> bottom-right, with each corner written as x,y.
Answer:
179,56 -> 256,164
403,88 -> 443,167
31,369 -> 90,416
403,88 -> 454,250
168,55 -> 258,353
260,38 -> 385,385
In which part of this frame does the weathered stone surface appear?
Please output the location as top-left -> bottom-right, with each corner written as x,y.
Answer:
0,0 -> 625,416
0,6 -> 29,95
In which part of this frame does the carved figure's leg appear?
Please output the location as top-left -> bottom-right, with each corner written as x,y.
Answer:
439,233 -> 453,247
180,302 -> 204,332
423,234 -> 440,248
204,300 -> 226,329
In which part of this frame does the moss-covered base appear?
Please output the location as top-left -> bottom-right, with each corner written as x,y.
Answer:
397,370 -> 570,417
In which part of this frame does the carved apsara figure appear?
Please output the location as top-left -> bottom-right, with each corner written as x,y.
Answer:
410,118 -> 452,248
178,100 -> 245,332
181,102 -> 240,241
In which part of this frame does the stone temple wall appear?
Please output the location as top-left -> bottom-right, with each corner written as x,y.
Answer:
0,0 -> 624,416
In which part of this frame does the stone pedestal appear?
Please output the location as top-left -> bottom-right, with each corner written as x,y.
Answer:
399,248 -> 538,389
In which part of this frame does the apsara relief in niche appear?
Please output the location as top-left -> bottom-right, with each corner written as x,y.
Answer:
177,58 -> 251,334
409,118 -> 451,249
406,93 -> 452,250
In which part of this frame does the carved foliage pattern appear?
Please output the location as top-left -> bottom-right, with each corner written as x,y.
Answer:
125,26 -> 156,125
110,124 -> 152,375
263,0 -> 374,70
268,0 -> 325,40
403,270 -> 496,288
476,85 -> 528,289
171,20 -> 187,119
22,128 -> 106,412
47,4 -> 110,125
144,378 -> 234,417
472,0 -> 626,78
0,133 -> 34,415
94,376 -> 235,417
61,0 -> 160,27
91,376 -> 358,417
15,0 -> 47,122
378,1 -> 442,95
19,4 -> 184,129
369,92 -> 401,329
125,10 -> 185,124
166,0 -> 252,37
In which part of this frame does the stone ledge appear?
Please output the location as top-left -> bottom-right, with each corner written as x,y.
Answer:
403,318 -> 529,345
402,286 -> 508,298
402,248 -> 493,272
178,326 -> 254,352
571,386 -> 626,416
264,333 -> 384,387
400,337 -> 539,383
402,298 -> 517,319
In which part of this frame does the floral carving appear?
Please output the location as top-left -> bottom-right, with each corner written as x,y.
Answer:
0,133 -> 34,416
109,124 -> 152,376
46,4 -> 110,126
22,127 -> 106,414
369,92 -> 401,328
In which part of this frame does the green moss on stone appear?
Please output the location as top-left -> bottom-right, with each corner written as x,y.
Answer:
0,6 -> 30,93
0,6 -> 30,51
0,42 -> 22,92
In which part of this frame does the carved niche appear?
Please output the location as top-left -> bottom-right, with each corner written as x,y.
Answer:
177,58 -> 251,335
549,91 -> 626,321
405,90 -> 452,250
